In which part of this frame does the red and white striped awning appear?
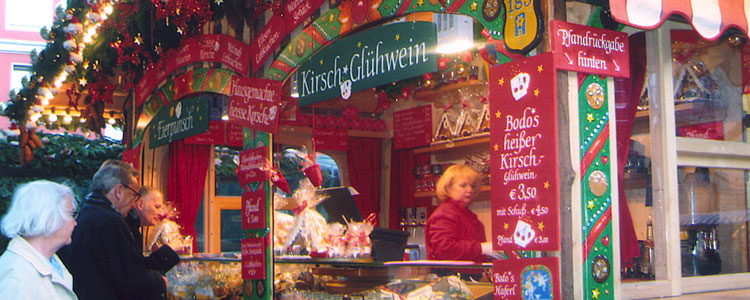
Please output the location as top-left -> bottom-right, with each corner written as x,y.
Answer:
609,0 -> 749,40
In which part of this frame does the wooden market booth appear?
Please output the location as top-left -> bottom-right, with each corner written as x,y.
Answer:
16,0 -> 750,299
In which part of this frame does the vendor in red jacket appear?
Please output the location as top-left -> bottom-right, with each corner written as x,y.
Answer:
425,164 -> 502,262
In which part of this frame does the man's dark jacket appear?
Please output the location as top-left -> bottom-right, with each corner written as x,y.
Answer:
60,192 -> 167,300
125,210 -> 180,274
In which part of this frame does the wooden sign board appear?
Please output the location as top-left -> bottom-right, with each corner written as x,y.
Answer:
489,53 -> 559,251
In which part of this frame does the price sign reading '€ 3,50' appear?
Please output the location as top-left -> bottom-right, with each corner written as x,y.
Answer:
489,53 -> 559,252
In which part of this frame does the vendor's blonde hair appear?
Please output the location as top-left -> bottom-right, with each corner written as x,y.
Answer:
435,164 -> 482,201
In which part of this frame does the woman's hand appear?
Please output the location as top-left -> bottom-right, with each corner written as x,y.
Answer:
481,242 -> 504,259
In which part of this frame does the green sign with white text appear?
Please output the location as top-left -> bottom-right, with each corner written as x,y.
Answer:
148,95 -> 209,148
297,21 -> 437,106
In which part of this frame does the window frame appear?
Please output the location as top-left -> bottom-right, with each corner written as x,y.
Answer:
4,0 -> 55,32
621,22 -> 750,299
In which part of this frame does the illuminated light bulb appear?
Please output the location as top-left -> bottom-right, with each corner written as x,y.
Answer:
63,115 -> 73,124
221,114 -> 229,121
108,118 -> 116,125
88,27 -> 97,36
83,35 -> 92,44
80,117 -> 86,123
103,5 -> 113,15
30,113 -> 42,122
48,114 -> 58,122
41,98 -> 50,106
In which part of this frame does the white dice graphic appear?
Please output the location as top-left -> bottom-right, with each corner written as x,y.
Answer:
513,220 -> 536,248
511,72 -> 530,101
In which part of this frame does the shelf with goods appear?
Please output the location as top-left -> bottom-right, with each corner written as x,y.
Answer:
631,101 -> 727,134
413,134 -> 490,154
412,134 -> 491,198
414,185 -> 491,198
413,80 -> 488,102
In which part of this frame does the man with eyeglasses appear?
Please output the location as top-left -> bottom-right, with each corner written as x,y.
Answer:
60,161 -> 168,300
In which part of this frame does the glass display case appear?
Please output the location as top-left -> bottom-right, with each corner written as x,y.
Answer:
165,256 -> 494,300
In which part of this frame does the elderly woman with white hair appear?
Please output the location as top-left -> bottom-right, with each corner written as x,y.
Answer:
0,180 -> 78,299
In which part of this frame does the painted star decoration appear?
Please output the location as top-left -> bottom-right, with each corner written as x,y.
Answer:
504,223 -> 509,230
498,78 -> 504,86
544,181 -> 550,189
534,88 -> 540,96
494,143 -> 499,151
587,113 -> 595,122
471,1 -> 478,11
495,110 -> 501,118
588,200 -> 595,209
320,59 -> 324,65
537,65 -> 544,73
358,41 -> 362,48
417,0 -> 424,6
395,34 -> 400,41
592,288 -> 601,299
538,222 -> 545,231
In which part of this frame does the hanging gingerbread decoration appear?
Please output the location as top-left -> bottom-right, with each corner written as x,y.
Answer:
17,123 -> 43,165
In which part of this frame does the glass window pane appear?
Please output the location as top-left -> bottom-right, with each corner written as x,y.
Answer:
215,146 -> 242,196
670,30 -> 744,143
194,200 -> 205,253
678,166 -> 750,277
220,209 -> 243,252
278,148 -> 341,194
10,64 -> 32,93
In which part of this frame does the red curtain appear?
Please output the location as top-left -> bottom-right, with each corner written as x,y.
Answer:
168,140 -> 211,248
615,32 -> 647,267
389,149 -> 413,229
387,148 -> 431,230
346,137 -> 382,219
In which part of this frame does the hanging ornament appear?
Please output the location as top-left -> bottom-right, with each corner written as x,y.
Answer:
17,122 -> 42,165
63,33 -> 78,51
400,87 -> 411,100
40,27 -> 52,41
64,16 -> 83,33
375,97 -> 390,112
37,82 -> 51,98
461,51 -> 473,63
298,151 -> 323,187
264,160 -> 291,194
438,56 -> 451,70
302,162 -> 323,187
69,51 -> 83,64
342,105 -> 359,120
65,61 -> 76,73
422,73 -> 436,89
88,11 -> 102,23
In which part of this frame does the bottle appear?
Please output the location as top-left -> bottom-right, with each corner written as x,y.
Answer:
642,216 -> 655,278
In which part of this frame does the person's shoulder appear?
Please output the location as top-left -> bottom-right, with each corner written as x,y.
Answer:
0,252 -> 37,282
427,202 -> 460,222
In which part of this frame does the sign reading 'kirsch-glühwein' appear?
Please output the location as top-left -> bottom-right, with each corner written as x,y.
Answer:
550,20 -> 630,78
490,53 -> 559,252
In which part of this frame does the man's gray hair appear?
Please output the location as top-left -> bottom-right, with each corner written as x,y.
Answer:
91,162 -> 138,194
1,180 -> 75,238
